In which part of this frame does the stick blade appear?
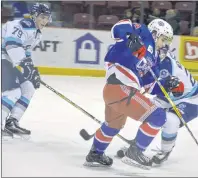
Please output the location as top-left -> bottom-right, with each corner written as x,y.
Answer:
79,129 -> 93,140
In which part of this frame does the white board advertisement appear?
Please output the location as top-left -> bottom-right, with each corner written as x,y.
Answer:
32,27 -> 180,70
32,28 -> 115,69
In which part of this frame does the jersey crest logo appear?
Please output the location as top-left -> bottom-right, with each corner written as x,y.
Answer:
160,69 -> 170,78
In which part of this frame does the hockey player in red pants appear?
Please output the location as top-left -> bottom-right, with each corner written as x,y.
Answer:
84,19 -> 174,169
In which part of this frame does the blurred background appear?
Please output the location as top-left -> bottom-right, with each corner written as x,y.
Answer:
1,1 -> 198,36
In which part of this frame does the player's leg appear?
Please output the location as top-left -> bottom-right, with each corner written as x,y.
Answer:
152,111 -> 180,164
85,84 -> 166,168
1,60 -> 22,136
6,80 -> 35,135
153,95 -> 198,165
85,104 -> 127,166
109,85 -> 166,168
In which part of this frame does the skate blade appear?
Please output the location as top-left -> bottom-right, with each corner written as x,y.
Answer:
16,134 -> 31,140
114,155 -> 122,159
2,135 -> 14,141
152,163 -> 162,168
83,161 -> 111,168
121,156 -> 151,170
8,128 -> 31,135
2,133 -> 31,142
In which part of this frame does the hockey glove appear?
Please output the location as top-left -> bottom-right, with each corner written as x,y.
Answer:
20,58 -> 41,89
164,76 -> 184,97
126,33 -> 146,59
30,68 -> 41,89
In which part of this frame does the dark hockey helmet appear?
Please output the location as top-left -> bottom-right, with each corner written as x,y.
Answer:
30,3 -> 52,22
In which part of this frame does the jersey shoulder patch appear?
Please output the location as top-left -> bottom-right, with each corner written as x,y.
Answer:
20,18 -> 36,29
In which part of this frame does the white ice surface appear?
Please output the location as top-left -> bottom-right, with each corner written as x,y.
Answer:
2,76 -> 198,177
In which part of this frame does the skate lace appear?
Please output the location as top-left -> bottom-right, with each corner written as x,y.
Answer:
101,153 -> 110,162
141,153 -> 151,162
135,149 -> 151,163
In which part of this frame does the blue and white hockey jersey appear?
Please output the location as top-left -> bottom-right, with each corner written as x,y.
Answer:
104,19 -> 159,90
2,18 -> 42,66
148,52 -> 198,101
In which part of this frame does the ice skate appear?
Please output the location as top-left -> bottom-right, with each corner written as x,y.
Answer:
116,140 -> 135,158
84,146 -> 113,167
6,117 -> 31,135
2,128 -> 13,137
152,149 -> 172,165
122,141 -> 152,170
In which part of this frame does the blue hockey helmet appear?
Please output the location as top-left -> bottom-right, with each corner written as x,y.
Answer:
30,3 -> 52,22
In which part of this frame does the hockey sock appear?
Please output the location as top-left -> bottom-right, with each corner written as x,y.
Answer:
93,122 -> 120,154
11,81 -> 35,121
160,111 -> 180,152
2,88 -> 21,130
135,108 -> 166,151
11,96 -> 30,121
2,96 -> 15,129
161,132 -> 177,152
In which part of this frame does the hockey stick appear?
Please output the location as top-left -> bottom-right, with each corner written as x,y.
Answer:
40,80 -> 133,145
143,58 -> 198,146
80,128 -> 134,144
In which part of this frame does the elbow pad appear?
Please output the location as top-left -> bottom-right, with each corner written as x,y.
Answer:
7,47 -> 26,66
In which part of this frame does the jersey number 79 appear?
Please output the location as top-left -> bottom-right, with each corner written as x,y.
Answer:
12,27 -> 23,38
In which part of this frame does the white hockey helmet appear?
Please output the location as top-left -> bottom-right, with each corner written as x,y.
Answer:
148,18 -> 173,46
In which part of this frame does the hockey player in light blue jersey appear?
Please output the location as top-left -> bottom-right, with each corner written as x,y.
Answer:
147,50 -> 198,165
2,3 -> 52,137
116,49 -> 198,166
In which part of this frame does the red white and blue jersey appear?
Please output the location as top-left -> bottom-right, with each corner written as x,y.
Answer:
104,19 -> 159,90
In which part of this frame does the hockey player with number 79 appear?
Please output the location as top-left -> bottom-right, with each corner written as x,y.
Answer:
2,3 -> 52,137
84,18 -> 174,169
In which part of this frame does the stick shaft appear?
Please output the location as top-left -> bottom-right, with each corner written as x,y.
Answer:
147,64 -> 198,145
41,80 -> 131,144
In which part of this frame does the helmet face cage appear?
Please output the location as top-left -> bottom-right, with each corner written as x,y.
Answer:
31,3 -> 52,23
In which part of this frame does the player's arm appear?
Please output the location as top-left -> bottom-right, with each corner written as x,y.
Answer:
149,57 -> 184,97
19,20 -> 41,89
3,21 -> 27,66
4,21 -> 40,89
111,19 -> 133,41
111,19 -> 149,41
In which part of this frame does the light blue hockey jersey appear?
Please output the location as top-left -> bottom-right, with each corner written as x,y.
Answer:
2,18 -> 42,66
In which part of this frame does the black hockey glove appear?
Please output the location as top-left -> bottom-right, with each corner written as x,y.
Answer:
126,33 -> 146,59
20,58 -> 41,89
164,76 -> 180,91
